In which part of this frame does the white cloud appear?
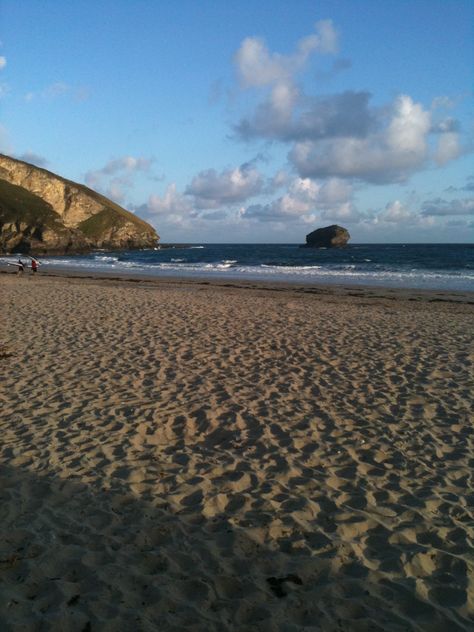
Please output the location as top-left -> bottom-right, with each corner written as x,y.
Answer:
289,95 -> 432,184
0,56 -> 6,70
386,95 -> 431,155
84,156 -> 154,202
234,20 -> 338,89
360,197 -> 474,234
137,184 -> 193,216
321,202 -> 362,222
310,19 -> 339,54
363,200 -> 441,231
378,200 -> 416,223
241,176 -> 355,223
134,184 -> 195,230
232,25 -> 468,190
186,164 -> 264,209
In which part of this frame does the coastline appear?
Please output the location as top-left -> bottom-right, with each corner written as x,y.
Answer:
2,241 -> 473,293
1,272 -> 473,630
2,264 -> 474,305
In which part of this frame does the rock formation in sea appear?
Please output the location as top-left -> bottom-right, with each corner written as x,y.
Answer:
304,224 -> 350,248
0,154 -> 159,254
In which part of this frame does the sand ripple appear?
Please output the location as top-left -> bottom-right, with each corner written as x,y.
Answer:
1,275 -> 473,630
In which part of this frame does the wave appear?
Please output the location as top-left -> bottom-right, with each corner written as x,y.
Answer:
94,255 -> 119,263
31,246 -> 474,292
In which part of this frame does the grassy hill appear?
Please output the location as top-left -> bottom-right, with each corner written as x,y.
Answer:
0,154 -> 159,254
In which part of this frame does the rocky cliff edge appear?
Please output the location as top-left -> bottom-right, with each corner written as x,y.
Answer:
0,154 -> 159,254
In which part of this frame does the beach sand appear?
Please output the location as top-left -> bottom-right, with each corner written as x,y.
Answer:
1,272 -> 473,631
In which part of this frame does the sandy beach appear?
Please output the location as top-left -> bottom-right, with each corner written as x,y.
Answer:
1,271 -> 473,631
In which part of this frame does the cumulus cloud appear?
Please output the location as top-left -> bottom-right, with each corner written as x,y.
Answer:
377,200 -> 417,223
132,184 -> 203,234
231,24 -> 466,189
421,197 -> 474,216
236,90 -> 374,142
137,170 -> 356,228
185,163 -> 264,209
360,200 -> 443,231
241,176 -> 355,223
321,202 -> 364,222
135,184 -> 194,218
233,22 -> 362,146
84,156 -> 154,203
234,20 -> 338,89
289,95 -> 432,183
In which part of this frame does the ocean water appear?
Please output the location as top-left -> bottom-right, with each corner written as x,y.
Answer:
16,243 -> 474,291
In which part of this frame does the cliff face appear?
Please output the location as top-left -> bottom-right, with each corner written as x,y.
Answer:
0,154 -> 159,254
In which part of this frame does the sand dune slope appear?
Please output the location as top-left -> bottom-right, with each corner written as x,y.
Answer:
1,275 -> 473,631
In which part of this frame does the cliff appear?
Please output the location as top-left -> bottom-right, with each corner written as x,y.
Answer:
0,154 -> 159,254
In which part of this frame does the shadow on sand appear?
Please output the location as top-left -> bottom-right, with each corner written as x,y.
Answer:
0,462 -> 471,632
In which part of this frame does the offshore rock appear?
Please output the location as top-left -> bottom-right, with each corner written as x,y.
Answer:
0,154 -> 159,254
304,224 -> 350,248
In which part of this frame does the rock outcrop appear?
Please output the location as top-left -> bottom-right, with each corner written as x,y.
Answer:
304,224 -> 350,248
0,154 -> 159,254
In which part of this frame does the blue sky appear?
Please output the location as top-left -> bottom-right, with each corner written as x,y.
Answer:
1,0 -> 473,242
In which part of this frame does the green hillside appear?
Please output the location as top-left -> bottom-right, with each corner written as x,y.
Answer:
0,178 -> 62,226
0,154 -> 159,254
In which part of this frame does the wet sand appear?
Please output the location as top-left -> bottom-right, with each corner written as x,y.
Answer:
1,271 -> 473,631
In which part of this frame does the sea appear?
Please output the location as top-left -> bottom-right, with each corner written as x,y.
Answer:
12,243 -> 474,292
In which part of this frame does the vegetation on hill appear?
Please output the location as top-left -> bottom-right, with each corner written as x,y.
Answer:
78,208 -> 127,238
0,154 -> 159,254
0,179 -> 61,226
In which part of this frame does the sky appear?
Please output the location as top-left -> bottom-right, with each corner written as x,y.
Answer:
0,0 -> 473,243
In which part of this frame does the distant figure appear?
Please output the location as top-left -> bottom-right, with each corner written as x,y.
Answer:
31,258 -> 38,273
17,259 -> 25,274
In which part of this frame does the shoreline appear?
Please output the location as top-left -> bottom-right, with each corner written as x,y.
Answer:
2,265 -> 474,305
2,240 -> 474,294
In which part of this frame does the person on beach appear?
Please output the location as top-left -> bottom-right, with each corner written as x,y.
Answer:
17,258 -> 25,274
31,258 -> 38,274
